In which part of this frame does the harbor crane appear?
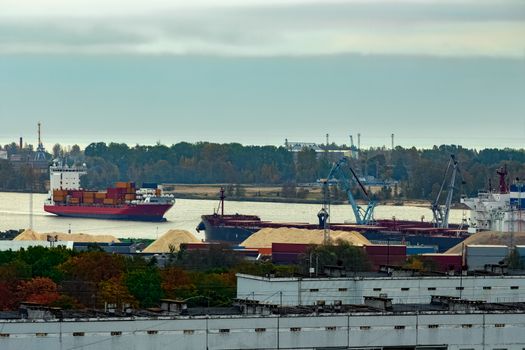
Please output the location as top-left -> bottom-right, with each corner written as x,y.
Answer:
321,157 -> 376,225
431,154 -> 464,229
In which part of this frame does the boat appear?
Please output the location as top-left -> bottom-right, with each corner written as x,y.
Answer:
196,189 -> 468,252
44,162 -> 174,221
461,165 -> 525,232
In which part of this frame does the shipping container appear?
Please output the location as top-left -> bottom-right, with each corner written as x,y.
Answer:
103,198 -> 116,205
125,194 -> 136,201
142,182 -> 158,189
272,243 -> 310,254
406,245 -> 438,255
367,255 -> 406,269
420,253 -> 463,273
82,191 -> 95,198
71,191 -> 83,199
365,245 -> 407,256
257,247 -> 272,255
95,192 -> 106,199
53,189 -> 67,196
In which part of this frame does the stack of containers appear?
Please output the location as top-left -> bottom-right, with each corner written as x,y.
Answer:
364,245 -> 407,270
53,189 -> 67,202
95,192 -> 106,204
83,191 -> 95,205
69,190 -> 82,204
106,184 -> 127,205
125,182 -> 136,201
466,245 -> 509,271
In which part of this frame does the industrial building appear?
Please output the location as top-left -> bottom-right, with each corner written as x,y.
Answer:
1,297 -> 524,350
237,273 -> 525,306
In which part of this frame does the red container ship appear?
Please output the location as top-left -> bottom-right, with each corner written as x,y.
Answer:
44,163 -> 174,221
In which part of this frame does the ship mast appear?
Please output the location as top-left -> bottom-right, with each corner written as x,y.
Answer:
497,165 -> 508,194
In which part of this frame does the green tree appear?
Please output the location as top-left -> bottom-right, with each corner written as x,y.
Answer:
298,239 -> 371,274
125,268 -> 163,308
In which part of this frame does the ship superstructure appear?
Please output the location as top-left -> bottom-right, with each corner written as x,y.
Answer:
461,166 -> 525,232
44,162 -> 174,221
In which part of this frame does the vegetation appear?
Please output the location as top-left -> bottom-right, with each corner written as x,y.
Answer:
298,239 -> 372,274
0,240 -> 377,311
3,141 -> 525,202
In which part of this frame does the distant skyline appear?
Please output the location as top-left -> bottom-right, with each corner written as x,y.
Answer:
1,0 -> 524,150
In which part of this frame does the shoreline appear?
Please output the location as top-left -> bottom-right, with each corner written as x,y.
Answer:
175,192 -> 437,207
0,188 -> 466,209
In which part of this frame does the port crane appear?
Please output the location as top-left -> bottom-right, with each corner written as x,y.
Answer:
322,156 -> 376,225
431,154 -> 463,229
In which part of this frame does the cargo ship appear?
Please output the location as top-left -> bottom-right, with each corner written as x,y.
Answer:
461,165 -> 525,232
196,189 -> 468,252
44,163 -> 174,221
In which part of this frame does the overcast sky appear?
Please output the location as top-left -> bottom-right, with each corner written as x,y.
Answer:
1,0 -> 524,149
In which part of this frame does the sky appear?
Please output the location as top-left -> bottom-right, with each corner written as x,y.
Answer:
0,0 -> 524,150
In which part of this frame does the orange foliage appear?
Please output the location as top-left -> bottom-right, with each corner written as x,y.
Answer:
17,277 -> 60,305
98,276 -> 138,309
59,252 -> 124,283
161,267 -> 195,300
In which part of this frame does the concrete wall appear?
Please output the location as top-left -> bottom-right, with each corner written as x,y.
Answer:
237,274 -> 525,306
0,241 -> 74,251
0,312 -> 524,350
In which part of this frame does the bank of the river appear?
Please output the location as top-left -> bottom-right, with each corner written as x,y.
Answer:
167,184 -> 438,207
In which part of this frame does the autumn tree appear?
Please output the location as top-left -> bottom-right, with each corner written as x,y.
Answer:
98,276 -> 138,309
17,277 -> 60,305
161,267 -> 196,301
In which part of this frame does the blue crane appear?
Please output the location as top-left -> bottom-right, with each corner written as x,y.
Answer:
431,154 -> 463,229
324,157 -> 376,225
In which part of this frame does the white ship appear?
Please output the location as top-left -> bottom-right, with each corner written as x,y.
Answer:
461,166 -> 525,232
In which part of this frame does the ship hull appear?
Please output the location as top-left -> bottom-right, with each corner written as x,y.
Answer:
44,203 -> 173,222
199,215 -> 468,252
199,218 -> 257,244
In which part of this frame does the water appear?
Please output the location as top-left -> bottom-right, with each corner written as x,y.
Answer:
0,192 -> 468,240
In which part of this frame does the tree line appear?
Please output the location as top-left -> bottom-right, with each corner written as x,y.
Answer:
2,141 -> 525,201
0,239 -> 375,311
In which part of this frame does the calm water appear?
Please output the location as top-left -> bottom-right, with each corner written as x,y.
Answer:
0,192 -> 467,240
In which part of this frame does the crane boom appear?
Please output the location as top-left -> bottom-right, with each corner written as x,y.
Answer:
432,154 -> 461,229
326,157 -> 376,225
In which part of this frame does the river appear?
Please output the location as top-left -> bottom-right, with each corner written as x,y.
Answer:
0,192 -> 468,240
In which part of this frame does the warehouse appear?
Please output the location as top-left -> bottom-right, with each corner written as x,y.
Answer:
237,273 -> 525,306
1,297 -> 524,350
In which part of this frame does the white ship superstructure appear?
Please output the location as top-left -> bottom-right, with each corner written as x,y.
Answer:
461,166 -> 525,232
47,162 -> 87,202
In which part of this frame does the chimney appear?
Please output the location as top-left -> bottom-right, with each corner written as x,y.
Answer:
19,137 -> 23,150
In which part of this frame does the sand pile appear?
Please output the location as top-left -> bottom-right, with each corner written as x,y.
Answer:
14,229 -> 119,243
240,227 -> 370,248
446,231 -> 525,254
143,229 -> 199,253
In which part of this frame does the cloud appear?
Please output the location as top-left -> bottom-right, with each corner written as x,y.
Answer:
0,1 -> 523,57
